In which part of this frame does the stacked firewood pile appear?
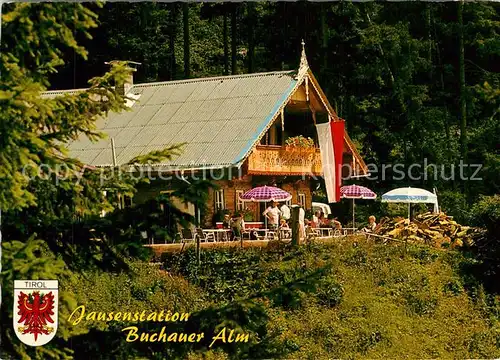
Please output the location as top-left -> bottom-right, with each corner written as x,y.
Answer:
374,212 -> 485,248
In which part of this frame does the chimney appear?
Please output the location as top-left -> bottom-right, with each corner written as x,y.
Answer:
104,60 -> 141,96
119,70 -> 135,96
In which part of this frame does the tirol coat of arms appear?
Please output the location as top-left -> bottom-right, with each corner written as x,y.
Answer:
13,280 -> 58,346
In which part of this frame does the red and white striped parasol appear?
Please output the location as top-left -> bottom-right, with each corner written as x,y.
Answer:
340,185 -> 377,199
340,185 -> 377,228
239,186 -> 292,203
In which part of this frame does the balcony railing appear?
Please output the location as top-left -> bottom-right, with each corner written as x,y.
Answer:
247,145 -> 323,176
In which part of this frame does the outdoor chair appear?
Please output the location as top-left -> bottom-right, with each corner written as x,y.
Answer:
195,228 -> 215,243
231,232 -> 242,242
316,228 -> 332,237
305,227 -> 316,241
242,230 -> 251,240
180,229 -> 196,243
266,231 -> 277,240
280,229 -> 291,239
333,229 -> 344,238
248,230 -> 259,240
313,228 -> 323,237
173,232 -> 183,243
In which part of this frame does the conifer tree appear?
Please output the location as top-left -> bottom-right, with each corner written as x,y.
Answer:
0,4 -> 194,358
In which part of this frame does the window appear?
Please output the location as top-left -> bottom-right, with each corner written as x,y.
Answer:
236,190 -> 245,211
298,193 -> 306,208
215,189 -> 225,210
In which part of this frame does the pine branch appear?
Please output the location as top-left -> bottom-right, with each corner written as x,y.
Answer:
126,143 -> 185,165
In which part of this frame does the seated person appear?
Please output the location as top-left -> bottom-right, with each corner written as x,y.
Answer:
304,219 -> 315,238
312,211 -> 320,228
320,215 -> 330,227
279,219 -> 290,238
362,215 -> 377,232
313,211 -> 325,228
332,217 -> 342,230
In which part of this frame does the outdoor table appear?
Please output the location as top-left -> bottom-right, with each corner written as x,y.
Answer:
312,228 -> 330,237
342,227 -> 359,236
216,222 -> 264,229
203,229 -> 231,242
242,229 -> 265,240
247,229 -> 272,240
254,229 -> 270,240
242,228 -> 292,241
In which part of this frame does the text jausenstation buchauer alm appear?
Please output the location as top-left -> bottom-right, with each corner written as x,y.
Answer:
68,305 -> 249,347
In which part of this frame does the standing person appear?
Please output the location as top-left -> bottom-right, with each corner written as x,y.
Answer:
230,212 -> 244,240
280,202 -> 291,223
299,206 -> 306,240
291,204 -> 306,241
263,201 -> 281,230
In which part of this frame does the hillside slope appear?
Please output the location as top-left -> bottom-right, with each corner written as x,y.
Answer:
164,238 -> 500,359
68,239 -> 500,359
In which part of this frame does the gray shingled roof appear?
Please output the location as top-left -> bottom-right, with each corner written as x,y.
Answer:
57,71 -> 298,169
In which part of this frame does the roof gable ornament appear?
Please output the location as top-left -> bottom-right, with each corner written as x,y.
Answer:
296,39 -> 309,80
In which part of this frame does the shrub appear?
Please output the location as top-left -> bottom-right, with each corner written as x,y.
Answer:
439,190 -> 469,223
443,280 -> 463,296
408,247 -> 440,264
471,195 -> 500,236
160,242 -> 500,359
186,350 -> 229,360
272,289 -> 308,310
357,330 -> 384,354
343,247 -> 368,266
469,195 -> 500,292
316,277 -> 344,307
404,293 -> 438,316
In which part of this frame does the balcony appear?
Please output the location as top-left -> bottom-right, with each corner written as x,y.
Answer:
247,145 -> 323,176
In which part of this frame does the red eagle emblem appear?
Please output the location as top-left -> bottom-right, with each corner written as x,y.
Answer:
17,291 -> 55,341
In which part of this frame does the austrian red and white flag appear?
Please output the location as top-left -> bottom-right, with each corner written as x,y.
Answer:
316,120 -> 345,203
